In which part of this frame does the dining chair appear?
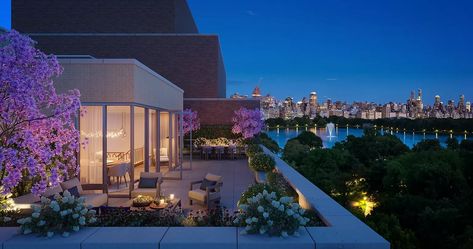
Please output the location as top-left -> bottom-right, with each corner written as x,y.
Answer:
215,146 -> 225,160
107,163 -> 129,189
202,146 -> 212,160
228,145 -> 237,160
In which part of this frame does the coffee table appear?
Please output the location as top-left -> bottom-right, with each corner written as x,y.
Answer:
130,198 -> 181,212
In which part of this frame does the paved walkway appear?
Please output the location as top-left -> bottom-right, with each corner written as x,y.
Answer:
108,157 -> 254,211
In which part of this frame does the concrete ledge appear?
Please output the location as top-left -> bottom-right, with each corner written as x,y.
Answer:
3,227 -> 99,249
82,227 -> 168,249
260,145 -> 390,249
0,228 -> 18,249
238,227 -> 314,249
307,227 -> 389,249
160,227 -> 237,249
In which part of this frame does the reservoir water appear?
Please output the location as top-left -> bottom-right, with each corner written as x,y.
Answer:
265,127 -> 472,149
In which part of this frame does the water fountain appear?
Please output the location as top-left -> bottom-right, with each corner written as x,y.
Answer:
326,122 -> 336,138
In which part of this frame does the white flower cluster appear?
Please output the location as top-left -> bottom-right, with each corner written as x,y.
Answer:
235,190 -> 309,237
17,190 -> 97,237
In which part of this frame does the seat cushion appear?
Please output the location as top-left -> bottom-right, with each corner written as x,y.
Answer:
60,178 -> 83,195
160,148 -> 168,156
82,193 -> 108,207
199,178 -> 217,191
138,177 -> 158,188
12,193 -> 40,210
160,156 -> 169,162
66,186 -> 81,198
188,189 -> 221,202
42,185 -> 63,198
205,173 -> 223,183
131,188 -> 158,198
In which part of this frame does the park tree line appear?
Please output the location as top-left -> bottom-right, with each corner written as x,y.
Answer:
281,130 -> 473,249
266,116 -> 473,134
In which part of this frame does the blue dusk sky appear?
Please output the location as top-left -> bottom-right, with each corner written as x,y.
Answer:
1,0 -> 473,104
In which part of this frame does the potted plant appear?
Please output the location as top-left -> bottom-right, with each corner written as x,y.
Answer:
246,144 -> 263,165
249,153 -> 275,183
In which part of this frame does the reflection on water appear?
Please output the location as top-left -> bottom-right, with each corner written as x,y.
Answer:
266,128 -> 472,149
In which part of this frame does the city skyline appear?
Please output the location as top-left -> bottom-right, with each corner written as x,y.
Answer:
2,0 -> 473,102
238,85 -> 470,106
255,88 -> 472,120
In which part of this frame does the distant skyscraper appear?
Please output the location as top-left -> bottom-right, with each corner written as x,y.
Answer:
458,94 -> 465,112
309,91 -> 318,117
434,95 -> 441,108
466,101 -> 471,112
309,92 -> 318,106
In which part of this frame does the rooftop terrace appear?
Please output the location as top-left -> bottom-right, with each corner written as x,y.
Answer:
108,157 -> 254,210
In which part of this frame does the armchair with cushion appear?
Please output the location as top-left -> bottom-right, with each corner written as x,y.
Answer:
12,177 -> 108,212
188,173 -> 223,208
131,172 -> 163,198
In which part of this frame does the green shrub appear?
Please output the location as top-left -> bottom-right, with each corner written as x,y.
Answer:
249,153 -> 276,172
181,207 -> 236,227
96,207 -> 183,227
267,171 -> 297,199
18,190 -> 96,237
0,191 -> 22,227
239,183 -> 282,205
189,125 -> 240,139
246,144 -> 263,158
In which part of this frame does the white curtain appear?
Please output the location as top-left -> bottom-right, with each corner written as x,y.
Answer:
79,106 -> 103,184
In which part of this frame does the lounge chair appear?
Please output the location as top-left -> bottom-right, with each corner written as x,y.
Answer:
131,172 -> 163,198
12,178 -> 108,211
188,173 -> 223,208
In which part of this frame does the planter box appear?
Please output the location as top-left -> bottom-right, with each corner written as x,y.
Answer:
254,171 -> 267,184
237,227 -> 314,249
3,227 -> 99,249
160,227 -> 237,249
82,227 -> 168,249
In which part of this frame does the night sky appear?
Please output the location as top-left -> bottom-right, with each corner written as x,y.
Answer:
1,0 -> 473,104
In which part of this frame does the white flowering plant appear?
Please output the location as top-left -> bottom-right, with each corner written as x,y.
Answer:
17,190 -> 97,237
234,190 -> 309,237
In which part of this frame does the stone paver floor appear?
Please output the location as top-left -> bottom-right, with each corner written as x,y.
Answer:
108,157 -> 254,211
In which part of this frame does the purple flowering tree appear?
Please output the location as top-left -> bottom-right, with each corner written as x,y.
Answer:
182,109 -> 200,135
0,30 -> 81,196
181,109 -> 200,169
232,107 -> 264,139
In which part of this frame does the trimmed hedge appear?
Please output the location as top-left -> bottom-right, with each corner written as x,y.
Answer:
186,125 -> 241,140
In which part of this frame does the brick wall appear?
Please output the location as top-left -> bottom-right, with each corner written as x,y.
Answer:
184,99 -> 261,125
30,34 -> 225,98
12,0 -> 197,33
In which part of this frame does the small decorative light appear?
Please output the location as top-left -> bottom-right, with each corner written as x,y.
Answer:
160,199 -> 165,205
170,194 -> 174,200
